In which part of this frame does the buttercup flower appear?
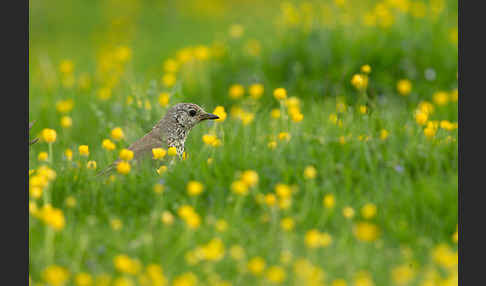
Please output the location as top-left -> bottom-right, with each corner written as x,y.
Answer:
116,161 -> 131,174
397,79 -> 412,96
111,127 -> 124,141
79,145 -> 89,156
158,92 -> 170,107
273,88 -> 287,100
152,148 -> 167,160
41,128 -> 57,143
102,139 -> 116,151
249,83 -> 264,99
187,181 -> 204,196
119,149 -> 134,161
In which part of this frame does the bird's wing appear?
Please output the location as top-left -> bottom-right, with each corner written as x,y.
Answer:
96,130 -> 166,177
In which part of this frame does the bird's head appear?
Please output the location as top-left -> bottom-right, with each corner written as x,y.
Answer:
167,103 -> 219,130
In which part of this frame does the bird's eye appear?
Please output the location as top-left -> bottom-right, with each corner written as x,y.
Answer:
189,110 -> 197,117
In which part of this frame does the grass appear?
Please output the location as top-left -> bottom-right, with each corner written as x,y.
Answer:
29,0 -> 458,285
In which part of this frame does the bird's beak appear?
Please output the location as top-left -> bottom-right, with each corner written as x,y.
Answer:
201,113 -> 219,121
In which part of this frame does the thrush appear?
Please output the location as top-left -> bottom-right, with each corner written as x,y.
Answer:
97,103 -> 219,176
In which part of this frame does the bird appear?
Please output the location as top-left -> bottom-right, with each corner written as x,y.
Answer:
97,103 -> 219,176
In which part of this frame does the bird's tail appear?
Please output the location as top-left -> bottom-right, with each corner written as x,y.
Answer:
96,160 -> 119,177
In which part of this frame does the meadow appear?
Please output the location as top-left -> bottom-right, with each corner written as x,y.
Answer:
29,0 -> 458,285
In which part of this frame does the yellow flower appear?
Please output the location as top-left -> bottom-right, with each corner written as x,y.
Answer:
290,112 -> 304,122
248,257 -> 266,275
249,83 -> 264,99
41,128 -> 57,143
162,73 -> 176,87
280,217 -> 295,231
172,272 -> 198,286
75,272 -> 93,286
202,134 -> 217,146
361,203 -> 377,219
113,254 -> 141,275
229,84 -> 244,99
157,165 -> 168,175
359,105 -> 368,114
397,79 -> 412,96
452,230 -> 458,243
201,238 -> 225,261
380,129 -> 389,140
304,229 -> 324,248
273,88 -> 287,100
278,132 -> 291,141
275,183 -> 292,199
102,139 -> 116,151
215,219 -> 228,232
43,265 -> 70,286
323,194 -> 335,209
424,125 -> 437,139
38,151 -> 48,161
56,99 -> 74,113
38,204 -> 66,230
161,211 -> 174,225
331,279 -> 348,286
167,146 -> 177,156
187,181 -> 204,196
158,92 -> 170,107
414,111 -> 428,125
153,184 -> 165,194
440,120 -> 458,131
152,148 -> 167,160
212,106 -> 227,122
343,206 -> 354,219
268,141 -> 277,149
65,196 -> 77,208
60,116 -> 72,128
116,161 -> 131,174
271,109 -> 281,119
113,277 -> 134,286
432,243 -> 457,268
78,145 -> 89,156
111,127 -> 124,141
86,160 -> 97,170
111,218 -> 123,231
241,170 -> 259,187
59,59 -> 74,74
240,112 -> 255,125
351,74 -> 368,90
266,266 -> 286,283
97,87 -> 112,101
119,149 -> 134,161
361,64 -> 371,74
433,91 -> 449,106
231,180 -> 249,196
114,46 -> 132,62
391,264 -> 415,285
353,271 -> 374,286
265,193 -> 277,206
64,149 -> 73,161
163,58 -> 179,73
303,166 -> 317,179
194,45 -> 209,60
354,222 -> 380,242
418,101 -> 435,115
450,89 -> 458,102
320,232 -> 333,247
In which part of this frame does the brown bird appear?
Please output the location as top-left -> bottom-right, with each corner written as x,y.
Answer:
97,103 -> 219,176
